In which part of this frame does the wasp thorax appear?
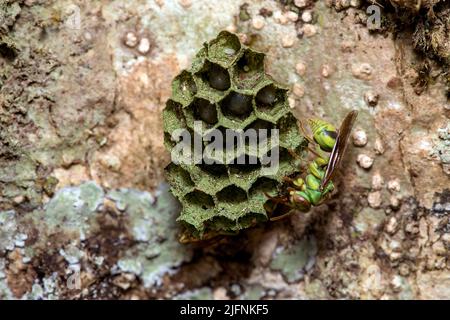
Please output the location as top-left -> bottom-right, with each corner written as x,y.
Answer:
221,92 -> 253,117
194,98 -> 218,124
256,85 -> 277,106
208,64 -> 231,91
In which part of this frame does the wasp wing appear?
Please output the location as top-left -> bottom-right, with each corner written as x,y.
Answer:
320,110 -> 358,191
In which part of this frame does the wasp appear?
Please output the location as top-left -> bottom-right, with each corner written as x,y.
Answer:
264,110 -> 358,220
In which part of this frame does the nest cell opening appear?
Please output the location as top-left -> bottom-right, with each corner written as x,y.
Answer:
255,84 -> 286,112
238,212 -> 267,228
249,177 -> 279,195
220,91 -> 253,121
184,190 -> 215,210
200,62 -> 231,91
217,185 -> 248,203
244,119 -> 275,143
233,49 -> 265,89
165,163 -> 195,193
208,31 -> 241,67
189,97 -> 219,125
197,163 -> 228,178
228,154 -> 261,173
204,215 -> 237,232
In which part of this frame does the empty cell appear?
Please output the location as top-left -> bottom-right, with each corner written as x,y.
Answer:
233,49 -> 265,89
217,185 -> 248,203
207,63 -> 231,91
165,163 -> 194,193
249,177 -> 279,195
184,190 -> 215,210
255,84 -> 287,112
197,163 -> 228,178
191,98 -> 218,124
208,31 -> 241,67
256,84 -> 277,106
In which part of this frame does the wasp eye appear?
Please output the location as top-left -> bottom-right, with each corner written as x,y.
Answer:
208,65 -> 231,91
324,130 -> 337,140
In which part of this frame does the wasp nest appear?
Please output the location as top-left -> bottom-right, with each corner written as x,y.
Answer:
163,31 -> 305,240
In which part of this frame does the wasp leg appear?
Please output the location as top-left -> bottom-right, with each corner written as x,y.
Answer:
307,146 -> 322,157
263,192 -> 286,202
282,176 -> 297,187
283,176 -> 294,182
270,210 -> 295,221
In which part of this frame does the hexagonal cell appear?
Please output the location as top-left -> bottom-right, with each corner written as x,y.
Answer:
204,215 -> 238,233
220,91 -> 254,121
216,126 -> 248,164
163,99 -> 186,135
245,119 -> 275,134
197,60 -> 231,92
247,177 -> 280,214
171,70 -> 197,106
165,163 -> 195,197
184,190 -> 215,210
186,162 -> 231,195
198,163 -> 228,179
217,185 -> 248,203
237,212 -> 268,229
169,128 -> 204,166
202,126 -> 227,164
249,176 -> 279,195
207,31 -> 241,68
278,113 -> 305,150
229,153 -> 260,169
184,97 -> 219,129
245,118 -> 275,143
275,147 -> 301,179
232,49 -> 265,90
180,190 -> 216,232
255,84 -> 288,119
228,154 -> 262,191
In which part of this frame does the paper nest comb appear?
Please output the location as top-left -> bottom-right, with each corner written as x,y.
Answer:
163,31 -> 305,241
